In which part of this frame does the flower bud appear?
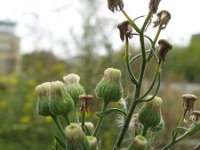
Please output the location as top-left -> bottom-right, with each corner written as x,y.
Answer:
80,122 -> 94,134
107,0 -> 124,13
63,74 -> 85,106
138,96 -> 162,128
157,39 -> 172,62
36,81 -> 74,117
128,135 -> 147,150
149,0 -> 161,13
65,123 -> 89,150
182,94 -> 197,111
153,115 -> 165,132
95,68 -> 123,103
117,21 -> 132,41
86,136 -> 97,150
153,10 -> 171,29
36,82 -> 52,116
190,111 -> 200,122
50,81 -> 74,115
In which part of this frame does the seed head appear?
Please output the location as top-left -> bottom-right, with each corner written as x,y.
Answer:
153,10 -> 171,29
79,94 -> 93,114
149,0 -> 161,13
107,0 -> 124,13
182,94 -> 197,111
190,111 -> 200,122
117,21 -> 132,41
157,39 -> 173,62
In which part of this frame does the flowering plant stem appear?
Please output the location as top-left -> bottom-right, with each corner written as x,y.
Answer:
93,102 -> 109,137
52,115 -> 67,149
81,112 -> 85,132
113,11 -> 154,150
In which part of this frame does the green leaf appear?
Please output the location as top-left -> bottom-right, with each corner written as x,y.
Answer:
96,108 -> 127,117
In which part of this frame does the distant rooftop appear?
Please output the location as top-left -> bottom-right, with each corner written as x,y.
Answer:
0,20 -> 17,35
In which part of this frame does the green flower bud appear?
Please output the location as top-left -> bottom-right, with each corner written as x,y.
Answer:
80,122 -> 94,134
63,74 -> 85,106
128,135 -> 147,150
95,68 -> 123,103
65,123 -> 89,150
50,81 -> 74,115
86,136 -> 97,150
36,81 -> 74,117
139,96 -> 162,128
36,82 -> 52,116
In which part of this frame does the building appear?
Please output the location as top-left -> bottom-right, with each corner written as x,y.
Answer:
0,20 -> 20,75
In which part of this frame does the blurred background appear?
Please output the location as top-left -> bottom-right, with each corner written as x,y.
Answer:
0,0 -> 200,149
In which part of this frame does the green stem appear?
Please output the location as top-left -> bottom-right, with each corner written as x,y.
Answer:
81,112 -> 85,132
173,109 -> 187,140
113,100 -> 138,150
139,63 -> 161,100
74,107 -> 79,124
125,36 -> 138,85
161,110 -> 188,150
63,115 -> 70,125
141,11 -> 153,32
142,126 -> 149,136
122,10 -> 140,33
52,116 -> 66,143
93,102 -> 108,137
147,28 -> 161,61
113,11 -> 153,150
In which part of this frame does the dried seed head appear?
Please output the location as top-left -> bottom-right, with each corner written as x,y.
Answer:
79,94 -> 93,114
157,39 -> 173,61
117,21 -> 132,41
107,0 -> 124,13
190,111 -> 200,122
153,10 -> 171,29
149,0 -> 161,13
182,94 -> 198,111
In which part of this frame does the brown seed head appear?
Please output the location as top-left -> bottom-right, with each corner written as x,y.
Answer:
117,21 -> 132,41
153,10 -> 171,29
107,0 -> 124,13
182,94 -> 198,111
190,110 -> 200,122
149,0 -> 161,13
79,94 -> 93,114
157,39 -> 172,61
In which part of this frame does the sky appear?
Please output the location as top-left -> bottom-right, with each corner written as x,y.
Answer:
0,0 -> 200,57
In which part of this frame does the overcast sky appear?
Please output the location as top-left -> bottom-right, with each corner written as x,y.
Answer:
0,0 -> 199,56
